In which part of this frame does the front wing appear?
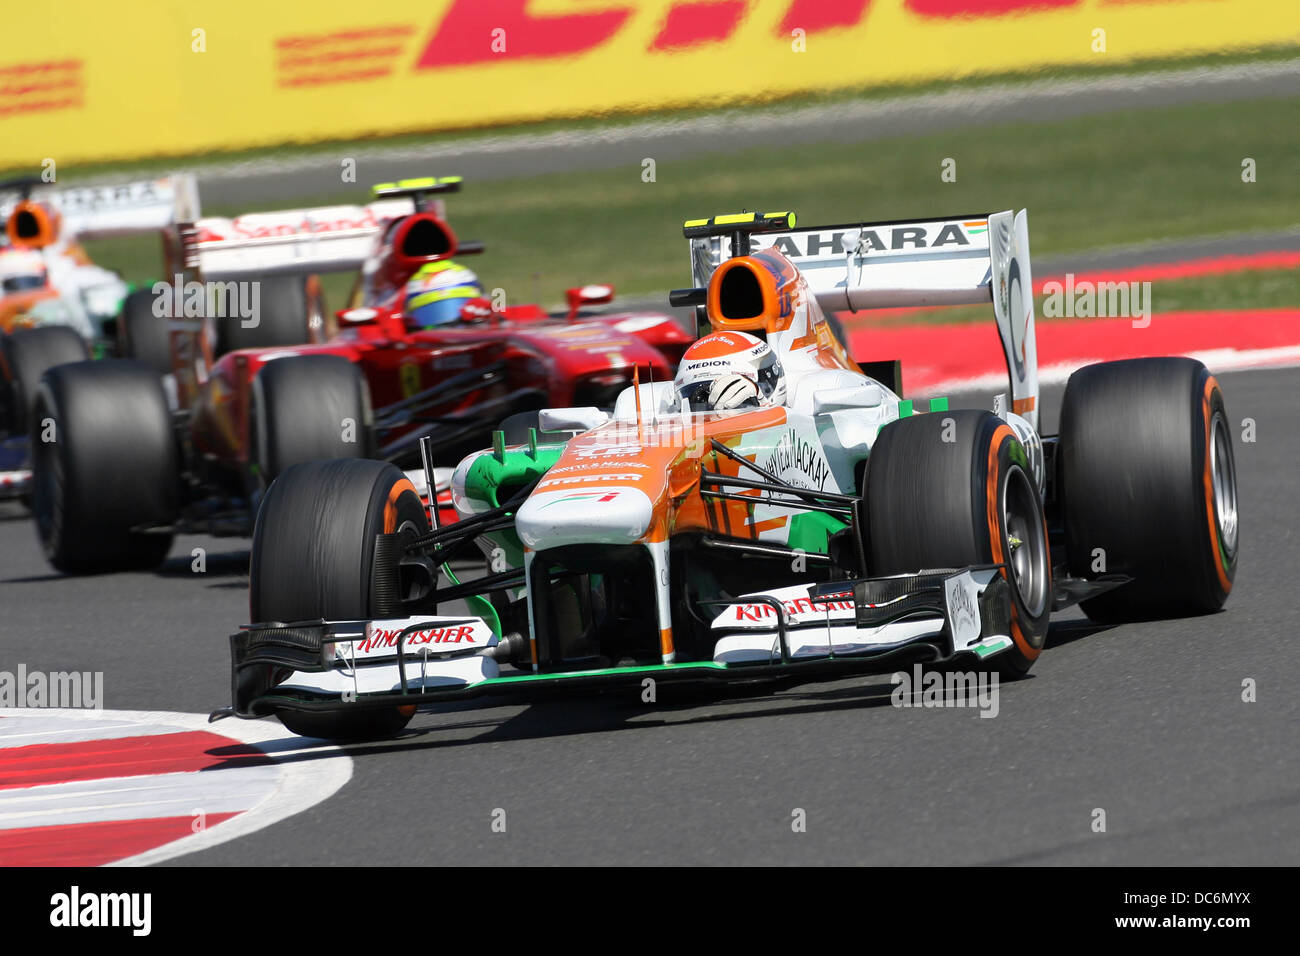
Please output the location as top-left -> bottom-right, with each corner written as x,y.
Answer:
218,565 -> 1016,721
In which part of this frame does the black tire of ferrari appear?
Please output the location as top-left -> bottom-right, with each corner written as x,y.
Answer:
214,275 -> 323,356
250,354 -> 373,488
865,408 -> 1052,678
1,326 -> 90,435
250,458 -> 428,740
31,360 -> 178,573
1059,357 -> 1237,622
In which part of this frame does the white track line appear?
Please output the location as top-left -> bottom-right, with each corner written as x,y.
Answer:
0,766 -> 281,829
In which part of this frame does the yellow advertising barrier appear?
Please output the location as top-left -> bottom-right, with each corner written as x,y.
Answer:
3,0 -> 1297,169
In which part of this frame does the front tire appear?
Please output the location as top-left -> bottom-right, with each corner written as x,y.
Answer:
250,458 -> 428,740
32,360 -> 177,573
1059,357 -> 1237,621
865,409 -> 1051,677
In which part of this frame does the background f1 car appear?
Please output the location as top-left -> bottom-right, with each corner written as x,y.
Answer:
30,176 -> 690,574
218,208 -> 1239,741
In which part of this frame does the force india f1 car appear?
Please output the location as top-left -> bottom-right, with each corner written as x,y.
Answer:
33,176 -> 689,573
218,209 -> 1240,741
0,175 -> 203,498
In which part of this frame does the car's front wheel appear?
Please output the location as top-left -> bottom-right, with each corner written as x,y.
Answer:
250,458 -> 428,740
864,408 -> 1051,677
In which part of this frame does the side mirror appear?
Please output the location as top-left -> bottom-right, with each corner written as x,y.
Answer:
564,283 -> 614,321
812,383 -> 885,415
538,406 -> 610,433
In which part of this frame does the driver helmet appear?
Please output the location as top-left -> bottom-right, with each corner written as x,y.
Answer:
404,260 -> 483,327
674,331 -> 786,411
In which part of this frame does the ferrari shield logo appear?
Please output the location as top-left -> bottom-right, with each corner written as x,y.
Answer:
399,362 -> 421,398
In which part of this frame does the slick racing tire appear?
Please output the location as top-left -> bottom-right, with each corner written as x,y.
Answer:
0,326 -> 90,436
32,360 -> 178,573
214,275 -> 325,356
865,409 -> 1051,678
250,354 -> 373,489
117,287 -> 172,376
251,458 -> 428,741
1059,357 -> 1237,621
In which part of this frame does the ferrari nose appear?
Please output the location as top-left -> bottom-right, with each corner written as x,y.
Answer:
516,486 -> 654,549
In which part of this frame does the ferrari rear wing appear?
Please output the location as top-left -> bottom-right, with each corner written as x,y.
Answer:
186,198 -> 417,280
686,209 -> 1040,426
0,174 -> 201,239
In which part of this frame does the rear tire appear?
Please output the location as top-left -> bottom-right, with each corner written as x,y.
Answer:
1059,357 -> 1237,621
250,355 -> 372,488
117,287 -> 172,376
250,458 -> 428,740
865,409 -> 1051,677
214,275 -> 324,356
32,360 -> 177,573
1,326 -> 90,435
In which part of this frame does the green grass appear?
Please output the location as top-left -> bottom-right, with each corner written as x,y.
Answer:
82,95 -> 1300,311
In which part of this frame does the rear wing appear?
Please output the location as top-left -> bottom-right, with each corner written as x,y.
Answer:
686,209 -> 1040,427
186,198 -> 418,280
0,174 -> 201,239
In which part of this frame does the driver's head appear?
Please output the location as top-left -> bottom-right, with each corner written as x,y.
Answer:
404,260 -> 483,327
674,331 -> 786,411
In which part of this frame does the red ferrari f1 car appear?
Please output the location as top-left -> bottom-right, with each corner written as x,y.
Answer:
31,176 -> 690,573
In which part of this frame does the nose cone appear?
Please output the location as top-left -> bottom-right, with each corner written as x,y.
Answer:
516,486 -> 654,549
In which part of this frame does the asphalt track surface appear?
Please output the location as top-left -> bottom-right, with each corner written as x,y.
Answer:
0,365 -> 1295,865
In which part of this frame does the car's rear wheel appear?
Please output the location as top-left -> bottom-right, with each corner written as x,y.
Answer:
1,326 -> 90,436
250,458 -> 428,740
865,408 -> 1051,677
214,275 -> 324,356
1059,357 -> 1237,621
32,360 -> 178,573
250,354 -> 373,490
